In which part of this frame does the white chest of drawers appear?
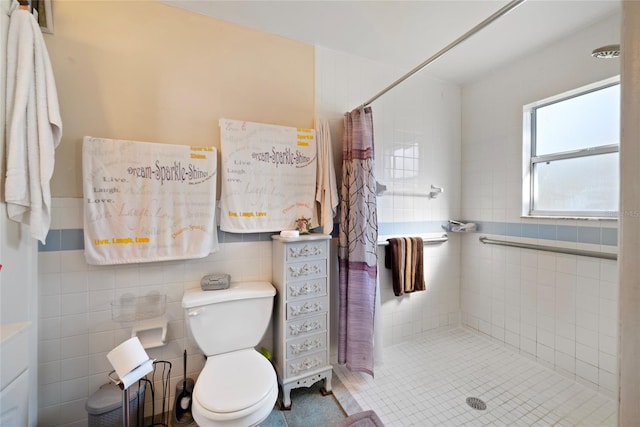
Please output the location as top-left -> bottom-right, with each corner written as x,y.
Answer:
271,234 -> 333,409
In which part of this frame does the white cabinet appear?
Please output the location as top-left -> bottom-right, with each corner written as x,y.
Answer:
0,370 -> 29,427
1,323 -> 30,427
271,235 -> 332,409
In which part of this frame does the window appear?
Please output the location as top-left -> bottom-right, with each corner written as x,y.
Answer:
523,77 -> 620,218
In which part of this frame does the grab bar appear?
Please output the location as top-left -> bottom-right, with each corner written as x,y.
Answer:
479,236 -> 617,261
378,234 -> 448,247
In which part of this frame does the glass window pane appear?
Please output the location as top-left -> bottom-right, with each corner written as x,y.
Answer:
535,84 -> 620,156
533,153 -> 619,213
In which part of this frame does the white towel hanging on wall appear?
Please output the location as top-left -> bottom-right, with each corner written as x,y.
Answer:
5,7 -> 62,243
8,0 -> 19,15
313,116 -> 338,235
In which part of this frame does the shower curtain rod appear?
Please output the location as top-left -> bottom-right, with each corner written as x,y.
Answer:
358,0 -> 526,109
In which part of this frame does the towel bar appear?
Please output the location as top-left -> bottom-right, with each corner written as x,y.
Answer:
377,234 -> 448,246
479,236 -> 617,260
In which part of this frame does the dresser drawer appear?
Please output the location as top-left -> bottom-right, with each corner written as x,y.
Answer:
287,314 -> 327,339
287,351 -> 328,378
286,278 -> 327,302
286,241 -> 328,262
286,296 -> 327,320
286,259 -> 326,282
286,332 -> 327,359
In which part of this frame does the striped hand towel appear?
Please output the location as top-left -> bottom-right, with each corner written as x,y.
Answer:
385,237 -> 425,296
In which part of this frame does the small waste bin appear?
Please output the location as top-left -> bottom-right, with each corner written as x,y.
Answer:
86,382 -> 145,427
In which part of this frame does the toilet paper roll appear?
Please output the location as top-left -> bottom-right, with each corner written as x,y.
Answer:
280,230 -> 300,238
107,336 -> 150,380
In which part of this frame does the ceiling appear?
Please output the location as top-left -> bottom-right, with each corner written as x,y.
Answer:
158,0 -> 621,85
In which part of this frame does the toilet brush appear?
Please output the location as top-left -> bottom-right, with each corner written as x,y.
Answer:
172,350 -> 194,426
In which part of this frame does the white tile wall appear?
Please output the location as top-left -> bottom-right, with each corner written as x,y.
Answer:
38,199 -> 274,426
461,236 -> 618,396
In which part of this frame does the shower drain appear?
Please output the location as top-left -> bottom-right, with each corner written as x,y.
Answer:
466,397 -> 487,411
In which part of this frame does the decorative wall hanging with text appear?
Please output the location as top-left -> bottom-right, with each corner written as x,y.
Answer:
219,119 -> 316,233
82,136 -> 218,265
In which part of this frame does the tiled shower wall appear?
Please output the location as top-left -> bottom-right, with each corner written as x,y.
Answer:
460,231 -> 618,397
315,46 -> 463,353
459,14 -> 621,397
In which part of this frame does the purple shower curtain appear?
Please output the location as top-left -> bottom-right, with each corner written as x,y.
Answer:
338,107 -> 378,376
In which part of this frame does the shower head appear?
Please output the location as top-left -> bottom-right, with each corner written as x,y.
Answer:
592,44 -> 620,59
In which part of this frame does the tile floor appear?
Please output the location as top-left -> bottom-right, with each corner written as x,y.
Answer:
334,328 -> 617,426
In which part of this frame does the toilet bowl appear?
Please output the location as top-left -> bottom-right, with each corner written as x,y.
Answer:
182,282 -> 277,427
191,349 -> 277,427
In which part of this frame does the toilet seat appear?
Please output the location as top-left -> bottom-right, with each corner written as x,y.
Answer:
192,348 -> 277,426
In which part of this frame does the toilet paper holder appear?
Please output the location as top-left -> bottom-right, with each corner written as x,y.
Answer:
131,316 -> 168,349
111,293 -> 168,349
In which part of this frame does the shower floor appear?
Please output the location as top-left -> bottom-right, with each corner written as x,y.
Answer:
334,328 -> 616,426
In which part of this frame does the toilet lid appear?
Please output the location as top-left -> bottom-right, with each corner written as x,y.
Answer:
195,349 -> 276,414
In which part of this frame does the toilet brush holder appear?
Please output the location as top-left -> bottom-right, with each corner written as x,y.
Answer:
172,349 -> 194,426
171,378 -> 194,426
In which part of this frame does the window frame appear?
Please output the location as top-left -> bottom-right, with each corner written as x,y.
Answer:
522,76 -> 620,219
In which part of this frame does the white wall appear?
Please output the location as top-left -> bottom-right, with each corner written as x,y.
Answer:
459,14 -> 620,397
315,46 -> 462,357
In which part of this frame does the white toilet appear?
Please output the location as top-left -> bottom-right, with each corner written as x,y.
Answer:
182,281 -> 278,427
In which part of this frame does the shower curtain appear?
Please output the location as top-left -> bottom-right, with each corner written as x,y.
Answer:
338,106 -> 378,376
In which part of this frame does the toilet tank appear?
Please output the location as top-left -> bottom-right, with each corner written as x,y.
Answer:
182,281 -> 275,356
